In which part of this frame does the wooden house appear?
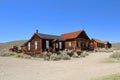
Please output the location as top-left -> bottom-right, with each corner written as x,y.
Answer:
61,30 -> 90,51
89,39 -> 111,49
104,41 -> 112,48
90,39 -> 105,49
21,30 -> 64,55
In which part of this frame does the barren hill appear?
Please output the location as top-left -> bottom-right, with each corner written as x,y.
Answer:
112,42 -> 120,50
0,40 -> 27,51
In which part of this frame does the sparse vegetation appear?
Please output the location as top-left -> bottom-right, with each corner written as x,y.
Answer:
15,53 -> 32,59
103,58 -> 120,63
43,50 -> 71,61
110,52 -> 120,59
105,51 -> 120,63
93,73 -> 120,80
103,50 -> 120,63
43,49 -> 92,61
80,51 -> 89,57
93,48 -> 113,53
60,51 -> 71,60
0,49 -> 16,57
72,52 -> 79,58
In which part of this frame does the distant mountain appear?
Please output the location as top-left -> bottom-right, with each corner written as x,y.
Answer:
112,42 -> 120,50
0,40 -> 27,51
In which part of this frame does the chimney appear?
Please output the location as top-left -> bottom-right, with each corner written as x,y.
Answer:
36,29 -> 38,33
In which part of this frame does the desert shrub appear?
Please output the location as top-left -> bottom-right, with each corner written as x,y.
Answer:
80,51 -> 89,57
50,53 -> 61,61
15,53 -> 32,59
61,53 -> 71,60
43,51 -> 71,61
72,52 -> 79,58
43,51 -> 52,61
67,50 -> 74,57
110,52 -> 120,59
50,52 -> 71,61
67,52 -> 73,57
77,51 -> 82,56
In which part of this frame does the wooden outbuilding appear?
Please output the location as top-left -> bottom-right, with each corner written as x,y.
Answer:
89,39 -> 112,49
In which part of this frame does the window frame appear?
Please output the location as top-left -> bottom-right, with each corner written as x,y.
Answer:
68,41 -> 72,47
35,41 -> 38,50
28,42 -> 30,50
46,40 -> 49,49
59,42 -> 62,49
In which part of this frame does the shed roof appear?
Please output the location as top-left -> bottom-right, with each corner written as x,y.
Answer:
92,38 -> 104,43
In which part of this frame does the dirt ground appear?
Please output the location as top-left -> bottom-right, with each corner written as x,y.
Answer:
0,52 -> 120,80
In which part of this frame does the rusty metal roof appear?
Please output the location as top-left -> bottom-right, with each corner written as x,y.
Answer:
61,30 -> 84,40
92,38 -> 105,43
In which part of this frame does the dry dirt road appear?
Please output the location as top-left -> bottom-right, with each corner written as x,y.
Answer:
0,52 -> 120,80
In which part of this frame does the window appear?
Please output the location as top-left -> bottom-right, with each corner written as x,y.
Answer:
35,41 -> 38,50
97,43 -> 99,47
56,43 -> 58,48
59,42 -> 62,49
86,42 -> 89,47
77,42 -> 81,47
28,42 -> 30,50
68,42 -> 72,47
46,40 -> 49,49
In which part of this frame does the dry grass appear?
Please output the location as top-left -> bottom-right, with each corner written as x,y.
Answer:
110,52 -> 120,59
102,50 -> 120,63
93,73 -> 120,80
103,58 -> 120,63
15,53 -> 32,59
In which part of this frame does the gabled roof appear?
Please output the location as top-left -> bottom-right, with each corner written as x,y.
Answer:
91,39 -> 111,45
36,33 -> 64,41
61,30 -> 89,40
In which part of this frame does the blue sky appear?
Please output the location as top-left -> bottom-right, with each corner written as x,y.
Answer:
0,0 -> 120,43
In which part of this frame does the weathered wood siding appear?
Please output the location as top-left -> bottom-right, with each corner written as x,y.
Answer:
29,34 -> 42,52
